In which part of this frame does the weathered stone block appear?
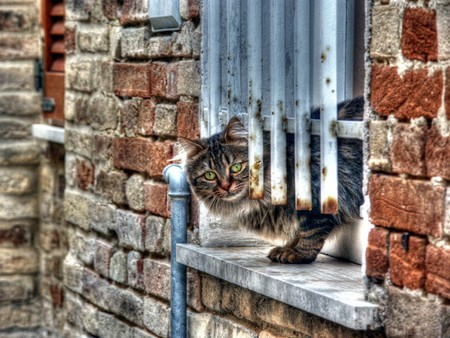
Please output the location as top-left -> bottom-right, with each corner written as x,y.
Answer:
110,250 -> 127,284
0,6 -> 37,32
153,103 -> 177,137
97,312 -> 133,338
65,23 -> 77,55
143,297 -> 169,337
369,175 -> 445,237
145,215 -> 169,255
391,119 -> 428,177
402,8 -> 438,62
64,189 -> 91,230
386,286 -> 450,337
0,248 -> 38,274
121,0 -> 149,25
81,301 -> 99,336
139,98 -> 157,136
65,126 -> 93,158
177,60 -> 200,97
66,0 -> 91,21
201,274 -> 223,312
106,285 -> 143,325
63,254 -> 84,294
114,209 -> 146,251
0,195 -> 37,220
120,26 -> 151,59
0,220 -> 32,247
143,259 -> 170,300
121,98 -> 142,137
95,170 -> 127,205
0,276 -> 34,301
127,251 -> 144,291
389,233 -> 427,290
39,223 -> 61,252
82,268 -> 110,310
133,327 -> 157,338
370,6 -> 400,59
88,199 -> 116,235
0,33 -> 39,60
87,93 -> 119,131
426,123 -> 450,180
0,61 -> 35,91
0,167 -> 36,194
0,141 -> 40,165
371,65 -> 442,119
78,25 -> 109,53
0,118 -> 33,140
0,93 -> 40,116
126,174 -> 145,212
0,301 -> 40,330
75,158 -> 94,191
92,133 -> 114,163
66,59 -> 94,92
180,0 -> 200,20
187,312 -> 258,338
94,239 -> 114,278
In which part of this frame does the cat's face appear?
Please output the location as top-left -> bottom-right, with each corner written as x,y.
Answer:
179,118 -> 249,208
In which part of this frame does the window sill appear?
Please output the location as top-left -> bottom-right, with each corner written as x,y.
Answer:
177,244 -> 380,331
32,124 -> 64,144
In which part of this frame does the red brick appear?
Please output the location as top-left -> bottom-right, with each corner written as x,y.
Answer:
166,63 -> 180,100
113,63 -> 152,98
425,274 -> 450,300
113,137 -> 153,173
144,182 -> 169,218
402,8 -> 437,62
444,68 -> 450,120
366,227 -> 390,279
65,25 -> 77,55
139,98 -> 157,136
389,233 -> 427,290
177,101 -> 200,139
76,159 -> 95,191
102,0 -> 118,20
370,65 -> 442,119
391,122 -> 428,177
369,175 -> 445,237
147,141 -> 174,179
426,245 -> 450,281
150,62 -> 167,98
113,138 -> 173,179
426,124 -> 450,180
94,239 -> 115,278
50,284 -> 63,308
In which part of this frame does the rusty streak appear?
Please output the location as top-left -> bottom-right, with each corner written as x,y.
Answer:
322,197 -> 338,214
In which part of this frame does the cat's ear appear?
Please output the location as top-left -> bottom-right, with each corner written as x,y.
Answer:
176,137 -> 205,159
224,116 -> 247,145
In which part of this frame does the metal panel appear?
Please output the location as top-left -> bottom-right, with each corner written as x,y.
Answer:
270,0 -> 287,205
148,0 -> 181,32
317,0 -> 339,214
207,0 -> 221,135
247,0 -> 264,200
294,0 -> 312,210
226,0 -> 241,118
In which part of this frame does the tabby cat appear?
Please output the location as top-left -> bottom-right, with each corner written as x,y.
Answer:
180,97 -> 363,264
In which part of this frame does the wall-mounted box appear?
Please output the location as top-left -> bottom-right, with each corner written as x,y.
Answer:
149,0 -> 181,32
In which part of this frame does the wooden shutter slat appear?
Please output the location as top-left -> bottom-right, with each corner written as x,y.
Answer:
50,21 -> 65,35
50,40 -> 65,54
50,3 -> 64,17
50,57 -> 65,72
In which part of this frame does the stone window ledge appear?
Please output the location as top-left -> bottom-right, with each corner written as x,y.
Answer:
177,244 -> 380,331
32,124 -> 64,144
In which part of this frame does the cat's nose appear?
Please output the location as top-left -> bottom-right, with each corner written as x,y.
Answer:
220,180 -> 231,191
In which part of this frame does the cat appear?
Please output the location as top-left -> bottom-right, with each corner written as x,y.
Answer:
179,97 -> 364,264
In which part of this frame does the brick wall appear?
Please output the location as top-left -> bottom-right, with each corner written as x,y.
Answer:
0,0 -> 42,335
366,1 -> 450,337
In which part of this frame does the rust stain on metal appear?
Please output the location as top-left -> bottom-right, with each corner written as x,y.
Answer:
321,52 -> 326,63
325,78 -> 331,84
296,198 -> 312,211
322,166 -> 327,177
250,159 -> 263,200
322,197 -> 338,214
329,119 -> 338,136
295,99 -> 299,107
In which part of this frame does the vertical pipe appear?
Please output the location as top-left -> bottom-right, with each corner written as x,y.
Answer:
208,0 -> 221,135
318,0 -> 339,214
247,0 -> 264,200
294,0 -> 312,210
270,0 -> 287,205
163,164 -> 190,338
226,0 -> 241,118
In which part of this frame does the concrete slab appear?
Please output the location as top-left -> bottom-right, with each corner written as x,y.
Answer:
177,244 -> 380,330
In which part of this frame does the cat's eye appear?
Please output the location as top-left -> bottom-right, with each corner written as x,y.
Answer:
204,171 -> 216,181
230,163 -> 242,173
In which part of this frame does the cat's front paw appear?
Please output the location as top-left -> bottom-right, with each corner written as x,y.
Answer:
268,247 -> 317,264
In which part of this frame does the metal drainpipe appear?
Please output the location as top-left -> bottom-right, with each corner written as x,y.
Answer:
163,164 -> 190,338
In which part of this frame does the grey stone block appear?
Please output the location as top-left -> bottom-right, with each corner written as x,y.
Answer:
126,174 -> 145,212
370,6 -> 400,59
187,312 -> 258,338
153,103 -> 178,136
0,167 -> 36,194
110,251 -> 128,284
78,25 -> 109,53
114,209 -> 146,251
143,297 -> 169,337
0,140 -> 40,165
